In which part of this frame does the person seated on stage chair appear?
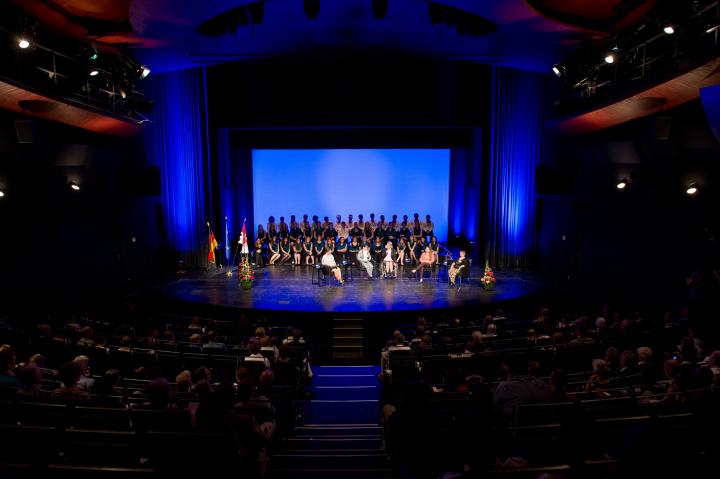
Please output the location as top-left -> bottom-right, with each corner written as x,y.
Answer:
292,240 -> 303,266
303,237 -> 314,265
383,241 -> 398,276
397,237 -> 408,264
279,237 -> 292,264
254,237 -> 265,267
429,237 -> 440,264
336,236 -> 348,264
357,244 -> 375,280
321,249 -> 345,285
268,237 -> 281,265
348,237 -> 360,265
313,236 -> 325,264
448,250 -> 470,287
373,236 -> 384,263
417,236 -> 427,255
412,247 -> 436,283
408,236 -> 419,264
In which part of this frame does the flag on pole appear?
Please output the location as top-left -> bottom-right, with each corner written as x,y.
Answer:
240,219 -> 249,255
208,223 -> 218,264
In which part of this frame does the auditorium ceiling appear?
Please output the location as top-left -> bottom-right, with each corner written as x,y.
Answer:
12,0 -> 658,73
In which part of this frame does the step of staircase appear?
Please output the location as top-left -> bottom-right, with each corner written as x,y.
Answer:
332,319 -> 365,361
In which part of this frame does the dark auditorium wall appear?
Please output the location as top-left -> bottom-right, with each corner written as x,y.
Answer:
0,110 -> 163,307
537,100 -> 720,297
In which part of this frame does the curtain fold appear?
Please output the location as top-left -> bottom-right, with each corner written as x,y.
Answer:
487,67 -> 544,268
143,67 -> 210,268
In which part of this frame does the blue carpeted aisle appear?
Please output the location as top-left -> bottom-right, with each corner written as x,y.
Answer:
303,365 -> 381,424
272,365 -> 395,478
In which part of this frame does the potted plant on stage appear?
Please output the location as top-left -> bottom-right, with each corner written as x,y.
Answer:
239,258 -> 255,290
481,260 -> 496,291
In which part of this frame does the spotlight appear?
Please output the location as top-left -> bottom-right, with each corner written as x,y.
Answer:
304,0 -> 320,19
18,38 -> 30,49
372,0 -> 388,19
89,69 -> 99,77
663,25 -> 675,35
0,190 -> 4,198
70,181 -> 80,191
604,54 -> 615,64
139,65 -> 151,79
686,183 -> 699,195
616,179 -> 628,190
89,52 -> 98,60
552,65 -> 562,77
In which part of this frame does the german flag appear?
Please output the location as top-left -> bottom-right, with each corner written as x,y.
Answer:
208,223 -> 218,264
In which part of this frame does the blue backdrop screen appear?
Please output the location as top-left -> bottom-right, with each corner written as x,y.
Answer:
253,149 -> 450,242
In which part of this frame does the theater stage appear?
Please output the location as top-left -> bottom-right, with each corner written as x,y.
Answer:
161,264 -> 547,314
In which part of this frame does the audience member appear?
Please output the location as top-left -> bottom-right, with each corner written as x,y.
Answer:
73,355 -> 95,391
52,361 -> 89,403
494,361 -> 550,413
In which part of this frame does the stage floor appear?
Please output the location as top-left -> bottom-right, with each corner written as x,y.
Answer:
161,263 -> 547,314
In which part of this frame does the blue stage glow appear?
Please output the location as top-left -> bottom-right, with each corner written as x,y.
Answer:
144,68 -> 209,266
487,67 -> 543,267
252,149 -> 450,242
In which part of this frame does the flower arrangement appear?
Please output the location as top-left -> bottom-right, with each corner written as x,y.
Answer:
239,258 -> 255,289
481,260 -> 496,290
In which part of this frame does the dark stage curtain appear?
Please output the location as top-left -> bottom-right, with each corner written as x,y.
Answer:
143,67 -> 212,268
486,67 -> 544,268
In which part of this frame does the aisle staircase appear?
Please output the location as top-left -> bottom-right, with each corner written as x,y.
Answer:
331,318 -> 365,361
272,365 -> 394,478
